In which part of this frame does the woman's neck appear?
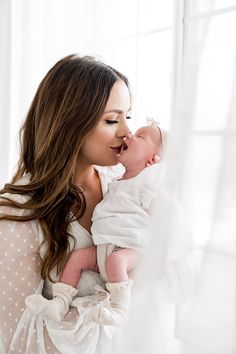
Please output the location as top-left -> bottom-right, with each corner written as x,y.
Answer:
73,162 -> 98,189
73,162 -> 103,231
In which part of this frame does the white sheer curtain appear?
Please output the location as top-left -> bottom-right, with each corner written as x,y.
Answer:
118,1 -> 236,353
1,0 -> 236,353
0,0 -> 11,186
174,2 -> 236,353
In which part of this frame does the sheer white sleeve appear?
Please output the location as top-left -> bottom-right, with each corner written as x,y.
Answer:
0,204 -> 44,353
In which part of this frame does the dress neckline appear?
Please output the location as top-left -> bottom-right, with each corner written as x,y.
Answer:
71,167 -> 106,236
71,217 -> 92,237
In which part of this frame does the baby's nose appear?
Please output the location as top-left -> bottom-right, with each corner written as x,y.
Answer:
124,133 -> 133,140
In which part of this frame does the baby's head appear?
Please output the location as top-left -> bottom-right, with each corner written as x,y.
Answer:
118,125 -> 163,169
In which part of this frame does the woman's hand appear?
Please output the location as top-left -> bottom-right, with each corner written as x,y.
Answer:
146,154 -> 161,167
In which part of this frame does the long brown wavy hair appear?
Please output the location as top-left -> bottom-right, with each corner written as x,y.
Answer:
0,54 -> 130,281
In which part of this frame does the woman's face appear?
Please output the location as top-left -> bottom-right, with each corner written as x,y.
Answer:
79,80 -> 131,166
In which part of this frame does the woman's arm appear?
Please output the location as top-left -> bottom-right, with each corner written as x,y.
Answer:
0,208 -> 41,352
0,206 -> 71,353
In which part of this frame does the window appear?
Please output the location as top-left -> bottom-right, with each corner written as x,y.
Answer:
87,0 -> 174,130
182,1 -> 236,248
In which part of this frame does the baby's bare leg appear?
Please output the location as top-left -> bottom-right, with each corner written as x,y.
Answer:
60,246 -> 98,288
94,248 -> 139,326
25,246 -> 98,322
105,248 -> 140,283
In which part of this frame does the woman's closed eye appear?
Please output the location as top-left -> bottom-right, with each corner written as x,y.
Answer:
105,115 -> 132,125
105,120 -> 118,125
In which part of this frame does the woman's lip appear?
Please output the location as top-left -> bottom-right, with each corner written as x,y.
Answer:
110,145 -> 123,153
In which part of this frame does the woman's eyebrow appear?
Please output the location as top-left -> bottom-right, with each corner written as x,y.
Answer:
103,108 -> 131,114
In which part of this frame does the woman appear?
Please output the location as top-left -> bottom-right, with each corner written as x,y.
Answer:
0,54 -> 132,353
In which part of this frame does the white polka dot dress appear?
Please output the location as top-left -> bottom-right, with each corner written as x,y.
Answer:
0,167 -> 124,354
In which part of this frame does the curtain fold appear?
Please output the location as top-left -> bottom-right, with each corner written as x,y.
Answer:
116,1 -> 236,353
172,2 -> 236,354
0,0 -> 11,186
0,0 -> 90,186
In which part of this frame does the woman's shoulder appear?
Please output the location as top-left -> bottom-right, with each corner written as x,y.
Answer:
0,173 -> 32,215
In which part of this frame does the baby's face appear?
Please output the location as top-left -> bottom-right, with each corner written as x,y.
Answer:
119,126 -> 161,167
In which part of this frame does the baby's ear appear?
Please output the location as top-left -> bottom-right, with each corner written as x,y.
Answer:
153,154 -> 161,163
145,154 -> 161,167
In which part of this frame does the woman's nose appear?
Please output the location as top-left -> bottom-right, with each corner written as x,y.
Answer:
116,121 -> 131,139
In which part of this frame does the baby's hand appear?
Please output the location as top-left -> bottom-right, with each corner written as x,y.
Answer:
146,154 -> 160,167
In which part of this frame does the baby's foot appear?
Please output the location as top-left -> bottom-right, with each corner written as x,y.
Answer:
95,280 -> 133,326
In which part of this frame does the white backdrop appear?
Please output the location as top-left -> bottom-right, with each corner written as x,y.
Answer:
0,0 -> 236,353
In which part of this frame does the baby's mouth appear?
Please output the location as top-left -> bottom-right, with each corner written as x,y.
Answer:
120,142 -> 128,153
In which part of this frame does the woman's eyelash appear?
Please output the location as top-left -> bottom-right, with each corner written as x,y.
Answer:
105,115 -> 132,124
105,120 -> 118,124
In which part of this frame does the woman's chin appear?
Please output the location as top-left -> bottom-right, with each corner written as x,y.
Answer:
94,156 -> 120,166
105,155 -> 121,166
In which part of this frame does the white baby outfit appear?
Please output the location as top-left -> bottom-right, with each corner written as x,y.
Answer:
92,163 -> 163,281
30,164 -> 162,327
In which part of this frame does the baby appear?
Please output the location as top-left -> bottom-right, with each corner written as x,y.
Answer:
26,124 -> 165,325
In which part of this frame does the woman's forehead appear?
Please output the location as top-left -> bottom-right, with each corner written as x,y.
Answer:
104,80 -> 131,113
